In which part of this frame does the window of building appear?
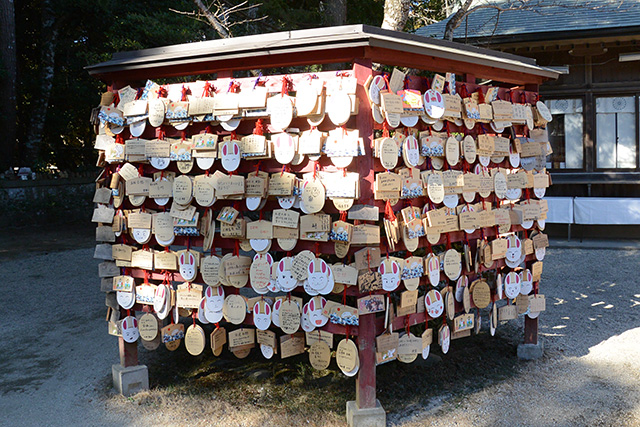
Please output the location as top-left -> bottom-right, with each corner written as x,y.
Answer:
546,98 -> 584,169
596,96 -> 637,169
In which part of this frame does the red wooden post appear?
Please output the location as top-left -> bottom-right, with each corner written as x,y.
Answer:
119,337 -> 139,367
119,308 -> 139,367
353,58 -> 375,204
111,76 -> 141,371
524,316 -> 538,345
524,82 -> 540,347
352,57 -> 377,410
356,313 -> 377,408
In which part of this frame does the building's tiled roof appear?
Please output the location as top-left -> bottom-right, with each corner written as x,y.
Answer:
416,0 -> 640,41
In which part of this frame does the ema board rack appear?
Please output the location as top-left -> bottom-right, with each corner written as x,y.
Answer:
88,24 -> 558,421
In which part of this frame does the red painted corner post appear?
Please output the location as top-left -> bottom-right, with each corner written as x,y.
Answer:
524,316 -> 538,345
119,337 -> 139,367
119,308 -> 139,367
356,313 -> 377,409
352,57 -> 377,410
524,82 -> 540,347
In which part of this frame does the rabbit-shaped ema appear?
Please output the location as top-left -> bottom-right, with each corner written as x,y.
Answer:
404,136 -> 420,167
301,302 -> 315,332
273,133 -> 296,165
309,296 -> 328,327
379,259 -> 401,292
121,316 -> 140,343
505,235 -> 522,263
253,300 -> 272,331
221,140 -> 241,172
276,258 -> 298,292
425,289 -> 444,319
504,271 -> 521,299
179,251 -> 197,282
308,259 -> 329,291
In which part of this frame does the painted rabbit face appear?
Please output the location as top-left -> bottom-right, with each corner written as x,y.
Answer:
153,285 -> 167,313
405,136 -> 420,167
319,264 -> 335,295
379,259 -> 401,292
254,253 -> 274,266
308,259 -> 329,291
309,296 -> 328,327
221,140 -> 240,172
179,252 -> 197,282
509,144 -> 520,168
506,187 -> 521,200
198,298 -> 210,324
205,285 -> 224,312
520,269 -> 533,295
427,255 -> 441,287
440,325 -> 450,354
271,299 -> 282,327
121,316 -> 139,343
117,289 -> 135,310
505,236 -> 522,263
267,263 -> 280,292
253,301 -> 272,331
424,89 -> 444,118
273,133 -> 296,165
534,187 -> 546,198
455,276 -> 468,302
276,259 -> 298,292
425,290 -> 444,318
132,228 -> 151,244
504,271 -> 521,299
301,303 -> 315,332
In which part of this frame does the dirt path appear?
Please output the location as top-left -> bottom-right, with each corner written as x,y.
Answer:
1,230 -> 640,426
391,247 -> 640,426
0,226 -> 122,426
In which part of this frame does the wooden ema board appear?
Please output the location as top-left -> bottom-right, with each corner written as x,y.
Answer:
96,57 -> 547,413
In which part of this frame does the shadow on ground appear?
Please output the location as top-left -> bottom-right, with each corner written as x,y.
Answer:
132,321 -> 524,421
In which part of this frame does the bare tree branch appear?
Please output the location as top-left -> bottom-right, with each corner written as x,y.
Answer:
171,0 -> 265,39
444,0 -> 474,40
193,0 -> 232,38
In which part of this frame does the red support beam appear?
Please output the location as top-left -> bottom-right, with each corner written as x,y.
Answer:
524,316 -> 538,345
356,313 -> 377,409
352,57 -> 378,410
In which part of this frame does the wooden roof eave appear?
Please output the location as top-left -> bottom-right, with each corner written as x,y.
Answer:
88,44 -> 369,82
365,35 -> 558,85
85,24 -> 559,85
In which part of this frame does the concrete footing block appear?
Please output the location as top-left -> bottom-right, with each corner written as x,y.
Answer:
112,364 -> 149,396
518,341 -> 544,360
346,400 -> 386,427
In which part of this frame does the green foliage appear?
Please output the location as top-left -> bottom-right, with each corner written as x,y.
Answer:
15,0 -> 446,171
347,0 -> 385,26
16,0 -> 213,170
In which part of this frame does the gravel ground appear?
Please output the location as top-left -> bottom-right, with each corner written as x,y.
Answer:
389,247 -> 640,426
1,234 -> 640,426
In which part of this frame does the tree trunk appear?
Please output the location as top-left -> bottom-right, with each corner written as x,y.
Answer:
381,0 -> 411,32
24,0 -> 57,164
324,0 -> 347,26
0,0 -> 16,171
443,0 -> 474,41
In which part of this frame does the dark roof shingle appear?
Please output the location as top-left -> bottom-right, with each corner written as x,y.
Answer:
416,0 -> 640,41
